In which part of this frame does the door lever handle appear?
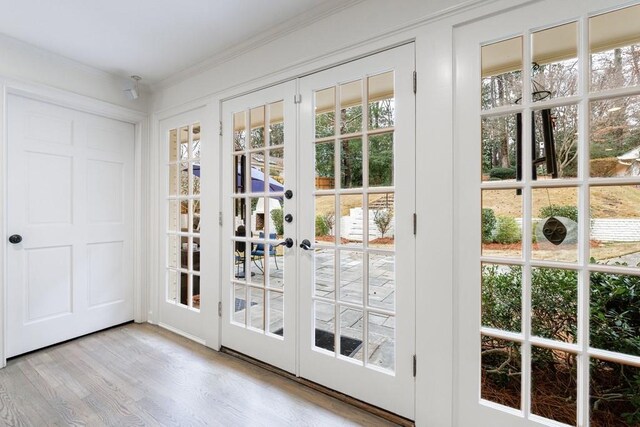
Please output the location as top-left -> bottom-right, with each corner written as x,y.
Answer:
299,239 -> 312,250
277,238 -> 294,248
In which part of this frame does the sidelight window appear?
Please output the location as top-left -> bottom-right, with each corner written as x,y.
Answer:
166,123 -> 201,310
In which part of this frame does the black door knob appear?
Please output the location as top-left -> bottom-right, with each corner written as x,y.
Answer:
285,214 -> 293,223
9,234 -> 22,244
300,239 -> 312,250
284,190 -> 293,199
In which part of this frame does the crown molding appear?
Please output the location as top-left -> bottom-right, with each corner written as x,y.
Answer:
151,0 -> 538,115
153,0 -> 364,90
153,0 -> 537,94
0,32 -> 132,86
3,77 -> 148,122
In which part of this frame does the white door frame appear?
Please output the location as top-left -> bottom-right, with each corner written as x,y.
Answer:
0,79 -> 148,367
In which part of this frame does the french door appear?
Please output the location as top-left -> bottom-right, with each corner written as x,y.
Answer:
221,81 -> 298,372
455,1 -> 640,426
221,45 -> 415,418
159,109 -> 207,340
298,44 -> 415,417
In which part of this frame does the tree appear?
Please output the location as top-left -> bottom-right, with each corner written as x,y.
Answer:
368,99 -> 394,186
270,208 -> 284,236
369,133 -> 393,186
373,209 -> 393,238
269,122 -> 284,146
339,105 -> 363,188
482,72 -> 522,170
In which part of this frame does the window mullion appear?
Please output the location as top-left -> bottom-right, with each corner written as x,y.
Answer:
521,27 -> 533,419
577,12 -> 591,427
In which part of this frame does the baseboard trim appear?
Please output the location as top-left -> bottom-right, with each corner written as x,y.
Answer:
157,323 -> 206,346
220,346 -> 414,427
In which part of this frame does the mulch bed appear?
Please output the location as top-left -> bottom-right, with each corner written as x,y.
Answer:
482,240 -> 603,251
314,236 -> 395,245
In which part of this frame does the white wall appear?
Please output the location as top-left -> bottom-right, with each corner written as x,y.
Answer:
151,0 -> 470,110
0,33 -> 148,111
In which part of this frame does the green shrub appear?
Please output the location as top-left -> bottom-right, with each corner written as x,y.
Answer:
270,208 -> 284,235
539,204 -> 578,223
489,167 -> 516,180
531,268 -> 578,342
590,270 -> 640,424
481,264 -> 522,332
482,264 -> 640,424
590,271 -> 640,358
315,215 -> 330,236
482,208 -> 496,243
494,216 -> 520,244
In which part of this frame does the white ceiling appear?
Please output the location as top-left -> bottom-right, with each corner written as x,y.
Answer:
0,0 -> 349,85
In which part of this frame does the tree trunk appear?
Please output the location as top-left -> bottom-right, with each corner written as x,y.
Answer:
497,76 -> 511,168
340,109 -> 351,186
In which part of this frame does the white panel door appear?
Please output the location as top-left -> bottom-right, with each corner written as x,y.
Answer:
7,95 -> 135,358
298,44 -> 416,418
221,81 -> 297,373
455,1 -> 640,426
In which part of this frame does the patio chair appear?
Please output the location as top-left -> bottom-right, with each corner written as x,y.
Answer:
235,225 -> 247,278
251,232 -> 279,273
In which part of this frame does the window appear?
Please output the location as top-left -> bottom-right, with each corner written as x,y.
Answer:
167,123 -> 201,309
480,5 -> 640,425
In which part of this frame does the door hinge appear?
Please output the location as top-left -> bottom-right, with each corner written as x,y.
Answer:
413,354 -> 417,377
294,94 -> 302,104
413,213 -> 417,235
413,71 -> 417,94
219,121 -> 223,136
218,301 -> 222,317
219,211 -> 223,226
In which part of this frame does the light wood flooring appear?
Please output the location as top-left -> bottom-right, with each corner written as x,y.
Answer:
0,323 -> 398,426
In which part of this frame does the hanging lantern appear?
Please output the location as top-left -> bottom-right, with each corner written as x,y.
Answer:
542,216 -> 567,245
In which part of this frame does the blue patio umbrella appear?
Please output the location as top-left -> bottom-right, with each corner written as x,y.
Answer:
191,164 -> 284,193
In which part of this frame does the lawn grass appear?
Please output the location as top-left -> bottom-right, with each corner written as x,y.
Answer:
483,184 -> 640,218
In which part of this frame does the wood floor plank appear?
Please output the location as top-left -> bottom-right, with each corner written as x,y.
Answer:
17,358 -> 97,426
3,323 -> 400,426
0,361 -> 62,426
0,370 -> 35,427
